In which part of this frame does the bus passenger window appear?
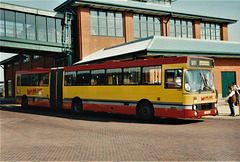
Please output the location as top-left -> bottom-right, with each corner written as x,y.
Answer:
21,75 -> 29,86
91,69 -> 105,85
39,73 -> 49,86
30,74 -> 39,86
106,68 -> 122,85
123,67 -> 141,85
165,69 -> 182,88
76,70 -> 90,86
142,66 -> 161,85
65,71 -> 76,86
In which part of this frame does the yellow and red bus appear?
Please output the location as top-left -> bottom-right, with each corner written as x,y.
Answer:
15,56 -> 218,120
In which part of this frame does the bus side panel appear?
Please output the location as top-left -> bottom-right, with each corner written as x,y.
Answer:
154,107 -> 217,118
83,103 -> 136,115
154,108 -> 186,118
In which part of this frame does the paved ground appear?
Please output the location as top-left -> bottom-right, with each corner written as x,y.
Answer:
1,102 -> 240,161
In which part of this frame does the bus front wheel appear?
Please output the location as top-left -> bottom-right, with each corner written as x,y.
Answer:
72,98 -> 83,114
22,96 -> 28,108
137,101 -> 154,121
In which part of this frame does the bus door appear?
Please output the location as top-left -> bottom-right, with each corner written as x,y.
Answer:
50,68 -> 57,109
50,68 -> 63,109
164,68 -> 183,103
57,68 -> 63,109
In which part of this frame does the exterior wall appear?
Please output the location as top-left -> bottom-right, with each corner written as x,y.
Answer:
193,20 -> 201,39
213,58 -> 240,98
77,7 -> 127,59
124,12 -> 134,43
221,24 -> 228,41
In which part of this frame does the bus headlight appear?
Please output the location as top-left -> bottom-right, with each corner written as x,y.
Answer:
192,105 -> 197,110
194,111 -> 198,116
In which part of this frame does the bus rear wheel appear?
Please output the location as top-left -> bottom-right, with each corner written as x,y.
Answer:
137,101 -> 154,121
22,96 -> 28,108
72,98 -> 83,114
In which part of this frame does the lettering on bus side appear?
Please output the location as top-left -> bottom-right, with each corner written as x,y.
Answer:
27,88 -> 43,95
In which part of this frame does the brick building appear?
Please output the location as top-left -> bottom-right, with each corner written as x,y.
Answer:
1,0 -> 240,98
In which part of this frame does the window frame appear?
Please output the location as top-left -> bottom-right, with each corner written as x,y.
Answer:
90,9 -> 124,37
164,69 -> 183,89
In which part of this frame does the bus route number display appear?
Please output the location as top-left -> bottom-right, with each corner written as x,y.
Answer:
188,58 -> 214,68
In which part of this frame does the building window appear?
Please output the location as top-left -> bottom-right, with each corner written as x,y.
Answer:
14,60 -> 19,66
201,22 -> 221,40
147,0 -> 171,5
56,19 -> 62,43
26,14 -> 36,40
5,10 -> 15,37
90,9 -> 123,37
37,16 -> 47,41
0,9 -> 5,36
170,19 -> 193,38
47,17 -> 56,43
133,13 -> 161,39
33,55 -> 42,60
16,12 -> 26,39
23,54 -> 29,63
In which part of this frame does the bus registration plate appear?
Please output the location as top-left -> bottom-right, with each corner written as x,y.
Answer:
204,110 -> 211,115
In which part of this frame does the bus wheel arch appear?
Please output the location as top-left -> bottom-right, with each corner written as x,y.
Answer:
22,95 -> 28,108
71,97 -> 83,114
136,99 -> 154,121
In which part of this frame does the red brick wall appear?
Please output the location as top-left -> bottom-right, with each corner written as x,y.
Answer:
213,58 -> 240,97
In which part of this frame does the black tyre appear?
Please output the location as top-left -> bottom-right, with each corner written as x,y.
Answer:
137,101 -> 154,121
22,96 -> 28,108
72,98 -> 83,114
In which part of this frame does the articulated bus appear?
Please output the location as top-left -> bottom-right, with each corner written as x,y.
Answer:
15,56 -> 218,120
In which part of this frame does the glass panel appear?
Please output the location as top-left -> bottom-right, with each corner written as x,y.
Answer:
91,69 -> 105,85
56,19 -> 62,43
154,17 -> 161,36
142,66 -> 161,85
185,70 -> 215,92
5,10 -> 15,37
65,71 -> 76,86
30,74 -> 39,86
21,75 -> 29,86
76,70 -> 90,86
169,19 -> 175,37
106,68 -> 122,85
39,73 -> 49,86
47,17 -> 56,42
26,14 -> 36,40
165,69 -> 182,88
0,9 -> 5,36
37,16 -> 47,41
123,67 -> 141,85
23,54 -> 29,63
16,12 -> 26,39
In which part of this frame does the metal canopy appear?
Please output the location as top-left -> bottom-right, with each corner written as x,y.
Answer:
74,36 -> 240,65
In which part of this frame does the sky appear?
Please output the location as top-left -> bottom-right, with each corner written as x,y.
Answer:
0,0 -> 240,82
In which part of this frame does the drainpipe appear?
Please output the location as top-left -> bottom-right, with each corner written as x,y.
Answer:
165,12 -> 172,37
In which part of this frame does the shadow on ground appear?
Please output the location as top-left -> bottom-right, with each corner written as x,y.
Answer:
0,105 -> 204,125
